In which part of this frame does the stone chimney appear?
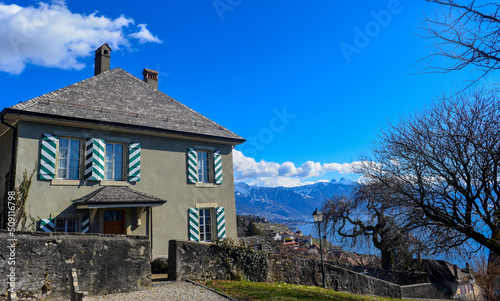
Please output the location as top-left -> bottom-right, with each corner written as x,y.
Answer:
143,69 -> 158,89
94,43 -> 112,76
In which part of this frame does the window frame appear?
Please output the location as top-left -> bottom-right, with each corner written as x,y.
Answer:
104,142 -> 125,181
55,218 -> 78,233
197,150 -> 213,183
56,138 -> 82,180
198,208 -> 214,242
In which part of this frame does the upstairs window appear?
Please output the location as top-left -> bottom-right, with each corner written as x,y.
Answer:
105,143 -> 124,181
57,138 -> 81,180
197,150 -> 211,183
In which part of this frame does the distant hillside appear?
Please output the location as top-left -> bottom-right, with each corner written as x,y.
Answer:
235,178 -> 358,223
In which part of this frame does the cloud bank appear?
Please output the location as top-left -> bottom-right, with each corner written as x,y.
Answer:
233,150 -> 363,187
0,1 -> 162,74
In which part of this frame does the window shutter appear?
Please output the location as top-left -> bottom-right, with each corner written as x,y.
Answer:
40,218 -> 54,232
128,143 -> 141,182
85,138 -> 105,181
213,151 -> 223,185
187,148 -> 198,184
81,217 -> 90,233
188,208 -> 200,242
39,134 -> 57,180
216,207 -> 226,239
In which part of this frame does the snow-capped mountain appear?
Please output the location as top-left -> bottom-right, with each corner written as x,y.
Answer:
235,178 -> 358,223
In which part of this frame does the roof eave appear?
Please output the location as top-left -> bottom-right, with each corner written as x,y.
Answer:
75,200 -> 166,209
3,108 -> 246,145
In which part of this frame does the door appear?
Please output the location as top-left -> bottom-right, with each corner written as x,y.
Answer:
103,210 -> 124,234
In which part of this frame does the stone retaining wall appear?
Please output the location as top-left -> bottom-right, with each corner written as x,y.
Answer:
168,240 -> 401,298
0,231 -> 151,300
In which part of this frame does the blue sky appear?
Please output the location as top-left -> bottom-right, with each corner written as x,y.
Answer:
1,0 -> 495,187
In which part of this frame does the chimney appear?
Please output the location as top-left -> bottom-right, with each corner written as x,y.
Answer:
94,43 -> 112,76
143,69 -> 158,89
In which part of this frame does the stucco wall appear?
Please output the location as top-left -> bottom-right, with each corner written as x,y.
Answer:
0,230 -> 151,300
168,240 -> 402,298
15,121 -> 238,257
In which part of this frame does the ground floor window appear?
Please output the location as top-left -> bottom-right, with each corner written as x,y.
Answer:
199,208 -> 212,242
55,218 -> 77,232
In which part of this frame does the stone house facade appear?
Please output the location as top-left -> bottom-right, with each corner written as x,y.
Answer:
0,44 -> 245,257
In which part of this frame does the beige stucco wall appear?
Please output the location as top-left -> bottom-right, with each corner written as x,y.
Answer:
15,120 -> 238,257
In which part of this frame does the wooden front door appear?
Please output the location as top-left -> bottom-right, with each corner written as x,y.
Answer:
103,210 -> 124,234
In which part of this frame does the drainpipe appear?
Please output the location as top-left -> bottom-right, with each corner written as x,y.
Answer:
0,113 -> 18,228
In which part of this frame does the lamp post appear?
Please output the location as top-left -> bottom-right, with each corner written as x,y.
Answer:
313,208 -> 326,288
469,277 -> 476,301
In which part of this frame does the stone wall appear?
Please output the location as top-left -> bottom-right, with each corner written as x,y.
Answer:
401,283 -> 458,300
348,266 -> 429,286
168,240 -> 402,298
0,231 -> 151,300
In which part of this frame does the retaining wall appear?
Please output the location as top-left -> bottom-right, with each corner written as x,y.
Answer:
168,240 -> 402,298
0,231 -> 151,300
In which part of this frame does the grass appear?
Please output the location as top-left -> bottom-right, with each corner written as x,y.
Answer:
203,280 -> 409,301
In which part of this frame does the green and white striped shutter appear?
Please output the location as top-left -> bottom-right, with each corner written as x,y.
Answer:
81,218 -> 90,233
39,134 -> 57,180
85,138 -> 105,181
213,151 -> 223,185
216,207 -> 226,239
187,148 -> 198,184
188,208 -> 200,242
40,218 -> 54,232
128,143 -> 141,182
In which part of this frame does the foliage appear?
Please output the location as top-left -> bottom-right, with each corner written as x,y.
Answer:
420,1 -> 500,88
237,215 -> 268,228
216,238 -> 269,282
203,280 -> 416,301
245,220 -> 262,236
357,90 -> 500,258
4,165 -> 36,230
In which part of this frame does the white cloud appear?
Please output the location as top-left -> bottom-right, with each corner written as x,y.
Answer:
130,24 -> 161,43
233,150 -> 363,187
0,1 -> 162,74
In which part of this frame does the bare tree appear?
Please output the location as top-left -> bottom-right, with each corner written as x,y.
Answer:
359,89 -> 500,257
420,0 -> 500,87
321,181 -> 424,271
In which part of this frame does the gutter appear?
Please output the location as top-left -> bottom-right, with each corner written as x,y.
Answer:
0,112 -> 18,228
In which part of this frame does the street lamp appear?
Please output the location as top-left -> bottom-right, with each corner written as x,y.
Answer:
469,276 -> 476,301
313,208 -> 326,288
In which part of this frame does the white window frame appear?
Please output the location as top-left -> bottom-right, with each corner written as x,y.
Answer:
197,150 -> 213,183
55,218 -> 78,233
57,138 -> 81,180
198,208 -> 213,242
105,142 -> 125,181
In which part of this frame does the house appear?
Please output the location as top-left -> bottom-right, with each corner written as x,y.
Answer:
297,235 -> 313,245
0,44 -> 245,257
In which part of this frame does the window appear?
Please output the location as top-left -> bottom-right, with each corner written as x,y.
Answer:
55,218 -> 77,232
105,143 -> 123,181
199,208 -> 212,242
197,150 -> 211,183
57,138 -> 81,180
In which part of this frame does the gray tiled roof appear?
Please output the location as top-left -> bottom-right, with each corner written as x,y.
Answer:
9,68 -> 244,143
72,186 -> 166,205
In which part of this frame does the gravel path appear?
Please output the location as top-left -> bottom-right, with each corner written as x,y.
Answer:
86,281 -> 231,301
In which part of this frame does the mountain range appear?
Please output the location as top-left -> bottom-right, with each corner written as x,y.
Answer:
234,178 -> 358,223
